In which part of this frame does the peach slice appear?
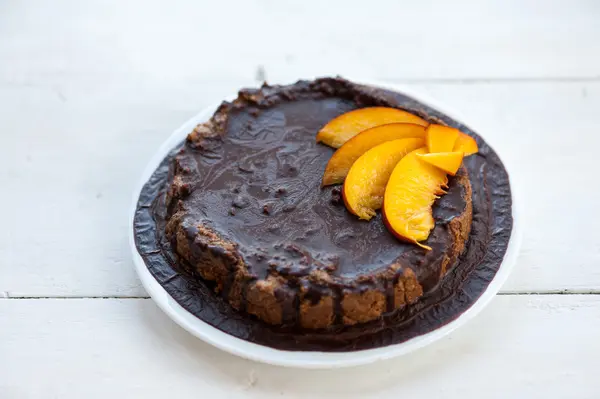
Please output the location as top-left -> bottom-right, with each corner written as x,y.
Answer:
453,133 -> 479,155
316,107 -> 427,148
322,124 -> 425,186
342,139 -> 422,220
417,152 -> 464,176
383,147 -> 448,250
426,124 -> 459,153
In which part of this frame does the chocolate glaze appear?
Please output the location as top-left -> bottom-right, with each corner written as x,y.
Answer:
133,77 -> 512,351
167,79 -> 469,299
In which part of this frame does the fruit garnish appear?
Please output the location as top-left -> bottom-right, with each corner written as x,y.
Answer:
317,111 -> 479,248
453,133 -> 479,155
316,107 -> 427,149
416,152 -> 464,176
342,139 -> 422,220
426,124 -> 459,153
382,147 -> 448,250
322,124 -> 425,187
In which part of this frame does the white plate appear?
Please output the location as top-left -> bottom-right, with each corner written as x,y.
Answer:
129,79 -> 522,369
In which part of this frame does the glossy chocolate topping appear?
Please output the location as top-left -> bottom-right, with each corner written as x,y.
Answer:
168,80 -> 467,294
134,78 -> 513,351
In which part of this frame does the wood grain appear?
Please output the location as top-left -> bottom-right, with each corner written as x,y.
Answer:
2,0 -> 599,296
2,2 -> 600,397
1,0 -> 599,85
1,296 -> 598,398
1,81 -> 598,296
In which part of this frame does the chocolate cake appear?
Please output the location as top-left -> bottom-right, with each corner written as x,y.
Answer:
162,78 -> 473,330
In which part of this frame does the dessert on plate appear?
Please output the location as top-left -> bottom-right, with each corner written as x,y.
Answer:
158,77 -> 490,330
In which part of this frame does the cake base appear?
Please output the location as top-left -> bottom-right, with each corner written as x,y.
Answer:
133,93 -> 512,352
164,78 -> 475,330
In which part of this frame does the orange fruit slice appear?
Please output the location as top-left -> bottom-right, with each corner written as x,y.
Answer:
417,152 -> 464,176
426,124 -> 459,153
316,107 -> 427,149
322,123 -> 425,186
342,139 -> 423,220
382,148 -> 448,250
453,133 -> 478,155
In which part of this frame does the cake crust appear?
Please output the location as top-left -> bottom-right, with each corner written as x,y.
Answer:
164,78 -> 473,329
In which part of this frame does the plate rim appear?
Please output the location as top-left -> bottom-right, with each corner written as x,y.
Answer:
129,78 -> 522,369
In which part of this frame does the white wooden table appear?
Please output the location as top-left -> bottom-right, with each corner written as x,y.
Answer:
2,0 -> 599,397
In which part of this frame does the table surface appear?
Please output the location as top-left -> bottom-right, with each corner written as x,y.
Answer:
2,0 -> 600,397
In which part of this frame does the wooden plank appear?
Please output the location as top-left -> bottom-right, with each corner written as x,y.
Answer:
1,81 -> 598,296
416,82 -> 600,293
0,296 -> 598,398
1,0 -> 599,85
